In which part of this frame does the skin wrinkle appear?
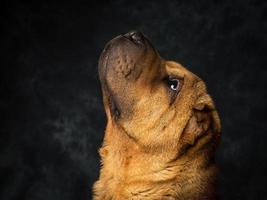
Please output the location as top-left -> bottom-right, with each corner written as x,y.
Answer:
94,32 -> 221,200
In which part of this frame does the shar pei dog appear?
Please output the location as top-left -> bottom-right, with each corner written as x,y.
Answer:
93,31 -> 221,200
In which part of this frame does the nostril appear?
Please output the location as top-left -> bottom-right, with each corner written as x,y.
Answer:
131,32 -> 142,42
124,31 -> 144,44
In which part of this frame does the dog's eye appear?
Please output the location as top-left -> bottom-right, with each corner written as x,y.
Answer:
166,76 -> 180,91
164,76 -> 183,104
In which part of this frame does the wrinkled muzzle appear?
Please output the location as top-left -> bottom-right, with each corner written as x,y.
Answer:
98,31 -> 161,120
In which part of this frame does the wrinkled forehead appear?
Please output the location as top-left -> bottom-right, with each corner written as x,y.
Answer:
165,61 -> 199,80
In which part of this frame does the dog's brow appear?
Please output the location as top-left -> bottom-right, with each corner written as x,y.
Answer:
166,64 -> 187,78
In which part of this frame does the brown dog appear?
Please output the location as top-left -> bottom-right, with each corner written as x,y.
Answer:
93,31 -> 221,200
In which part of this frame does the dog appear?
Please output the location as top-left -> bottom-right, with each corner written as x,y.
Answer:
93,31 -> 221,200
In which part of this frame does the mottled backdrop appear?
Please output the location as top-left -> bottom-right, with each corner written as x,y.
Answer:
1,0 -> 266,200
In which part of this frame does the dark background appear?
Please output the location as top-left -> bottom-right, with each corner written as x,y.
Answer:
1,0 -> 266,199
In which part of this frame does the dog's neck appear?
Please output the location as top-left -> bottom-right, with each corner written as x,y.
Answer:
93,122 -> 218,200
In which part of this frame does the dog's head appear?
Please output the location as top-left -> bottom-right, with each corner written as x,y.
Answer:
99,31 -> 220,156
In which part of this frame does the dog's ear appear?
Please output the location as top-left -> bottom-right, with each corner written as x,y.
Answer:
193,94 -> 221,134
179,94 -> 221,151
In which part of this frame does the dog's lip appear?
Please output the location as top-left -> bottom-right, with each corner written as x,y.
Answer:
99,34 -> 133,64
99,48 -> 109,79
108,94 -> 120,119
100,34 -> 122,58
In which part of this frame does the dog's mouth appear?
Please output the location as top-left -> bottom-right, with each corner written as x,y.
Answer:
108,94 -> 120,119
98,31 -> 158,82
98,31 -> 161,120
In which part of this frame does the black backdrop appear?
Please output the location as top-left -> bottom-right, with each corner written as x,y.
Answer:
1,0 -> 266,199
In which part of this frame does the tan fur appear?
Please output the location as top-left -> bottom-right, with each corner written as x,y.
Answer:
93,33 -> 221,200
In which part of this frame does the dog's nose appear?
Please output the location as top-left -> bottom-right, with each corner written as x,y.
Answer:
124,31 -> 144,44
